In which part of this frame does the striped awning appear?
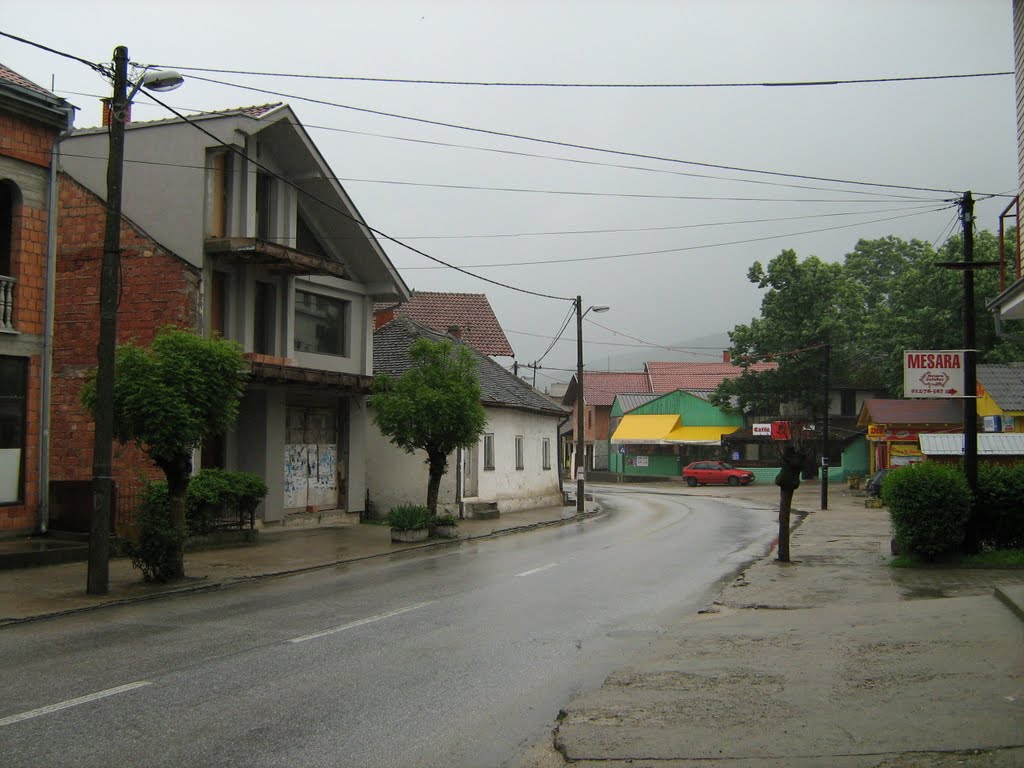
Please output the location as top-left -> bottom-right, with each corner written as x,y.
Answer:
919,432 -> 1024,456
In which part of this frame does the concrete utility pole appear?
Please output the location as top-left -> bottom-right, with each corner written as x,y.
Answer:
575,296 -> 585,514
820,342 -> 830,511
88,46 -> 129,595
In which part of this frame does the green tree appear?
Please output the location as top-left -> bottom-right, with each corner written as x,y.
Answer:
710,249 -> 858,419
370,338 -> 487,515
82,328 -> 248,579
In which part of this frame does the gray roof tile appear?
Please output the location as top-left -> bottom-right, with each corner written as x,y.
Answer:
977,364 -> 1024,411
374,317 -> 566,416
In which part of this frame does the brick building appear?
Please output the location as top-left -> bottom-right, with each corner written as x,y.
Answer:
0,64 -> 72,534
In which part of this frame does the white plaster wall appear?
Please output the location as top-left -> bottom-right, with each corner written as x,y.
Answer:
472,408 -> 563,512
364,414 -> 458,517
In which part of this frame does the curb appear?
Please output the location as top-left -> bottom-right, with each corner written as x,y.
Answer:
0,508 -> 603,629
994,585 -> 1024,622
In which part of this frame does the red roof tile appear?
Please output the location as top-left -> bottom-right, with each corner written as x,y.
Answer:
579,372 -> 652,406
374,292 -> 514,357
645,361 -> 776,393
0,62 -> 53,96
858,398 -> 963,426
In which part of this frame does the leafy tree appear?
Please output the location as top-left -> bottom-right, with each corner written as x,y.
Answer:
370,338 -> 487,516
82,328 -> 248,579
710,249 -> 857,420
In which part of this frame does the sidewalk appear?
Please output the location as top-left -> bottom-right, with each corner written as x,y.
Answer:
545,482 -> 1024,768
0,501 -> 593,626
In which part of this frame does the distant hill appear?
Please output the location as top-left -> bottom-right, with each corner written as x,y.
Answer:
589,331 -> 733,373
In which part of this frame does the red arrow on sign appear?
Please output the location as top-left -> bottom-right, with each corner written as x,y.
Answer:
946,388 -> 958,395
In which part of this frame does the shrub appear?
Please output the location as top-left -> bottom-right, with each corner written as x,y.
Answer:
123,481 -> 186,583
884,462 -> 970,560
186,469 -> 268,534
387,504 -> 432,531
974,463 -> 1024,549
433,513 -> 459,527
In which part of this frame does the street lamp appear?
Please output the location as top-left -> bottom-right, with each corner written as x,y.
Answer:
88,47 -> 184,595
575,296 -> 609,514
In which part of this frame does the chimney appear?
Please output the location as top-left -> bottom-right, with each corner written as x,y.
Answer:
101,98 -> 131,127
447,325 -> 462,340
722,350 -> 731,363
373,308 -> 395,330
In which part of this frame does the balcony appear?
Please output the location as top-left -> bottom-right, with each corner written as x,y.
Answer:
205,237 -> 351,280
0,275 -> 15,332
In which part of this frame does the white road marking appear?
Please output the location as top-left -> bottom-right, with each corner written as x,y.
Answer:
288,601 -> 436,644
516,563 -> 559,577
0,681 -> 152,727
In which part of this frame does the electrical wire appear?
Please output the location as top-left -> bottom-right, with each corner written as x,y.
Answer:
48,88 -> 947,202
402,204 -> 955,269
0,30 -> 107,75
145,63 -> 1014,89
136,88 -> 572,302
180,73 -> 971,197
532,305 -> 576,366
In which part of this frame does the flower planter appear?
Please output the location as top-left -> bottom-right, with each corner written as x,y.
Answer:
391,527 -> 429,543
431,524 -> 459,539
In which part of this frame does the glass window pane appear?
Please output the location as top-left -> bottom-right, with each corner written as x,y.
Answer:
294,290 -> 348,357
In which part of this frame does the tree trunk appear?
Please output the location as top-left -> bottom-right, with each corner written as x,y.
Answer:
425,451 -> 448,517
157,453 -> 192,580
774,445 -> 804,564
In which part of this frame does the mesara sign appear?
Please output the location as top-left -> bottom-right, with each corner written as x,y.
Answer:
903,350 -> 965,398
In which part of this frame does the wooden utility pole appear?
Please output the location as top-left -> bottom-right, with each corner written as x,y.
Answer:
962,191 -> 979,551
88,46 -> 128,595
820,342 -> 830,511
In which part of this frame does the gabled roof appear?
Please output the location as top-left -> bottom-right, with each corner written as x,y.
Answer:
564,371 -> 652,407
645,360 -> 776,394
857,398 -> 962,427
374,292 -> 514,356
68,102 -> 285,135
977,364 -> 1024,411
0,61 -> 73,130
374,317 -> 565,417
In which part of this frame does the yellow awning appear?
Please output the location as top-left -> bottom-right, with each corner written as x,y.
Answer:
664,425 -> 739,446
610,414 -> 681,444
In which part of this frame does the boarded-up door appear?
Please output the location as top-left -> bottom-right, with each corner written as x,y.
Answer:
284,407 -> 338,510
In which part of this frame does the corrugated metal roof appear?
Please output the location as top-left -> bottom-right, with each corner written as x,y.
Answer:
614,393 -> 661,413
919,433 -> 1024,455
977,364 -> 1024,411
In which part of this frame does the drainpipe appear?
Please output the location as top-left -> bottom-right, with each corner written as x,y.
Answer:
38,109 -> 74,535
455,446 -> 465,519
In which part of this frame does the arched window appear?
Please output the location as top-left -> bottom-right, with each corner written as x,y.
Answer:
0,179 -> 16,277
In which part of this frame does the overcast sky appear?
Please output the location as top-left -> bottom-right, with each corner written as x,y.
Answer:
2,1 -> 1017,390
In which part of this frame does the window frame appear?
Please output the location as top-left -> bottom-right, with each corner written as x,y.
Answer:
515,435 -> 524,470
0,355 -> 27,505
293,288 -> 350,358
542,437 -> 551,470
483,433 -> 495,470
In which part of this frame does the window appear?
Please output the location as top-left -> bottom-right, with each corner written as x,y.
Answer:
542,438 -> 551,470
256,172 -> 273,240
207,151 -> 232,238
296,211 -> 328,258
211,271 -> 228,338
0,356 -> 26,503
483,434 -> 494,470
587,409 -> 593,428
840,390 -> 857,417
0,180 -> 14,276
515,435 -> 524,470
253,281 -> 276,355
294,290 -> 348,356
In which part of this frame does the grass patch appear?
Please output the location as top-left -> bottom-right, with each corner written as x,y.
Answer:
890,549 -> 1024,569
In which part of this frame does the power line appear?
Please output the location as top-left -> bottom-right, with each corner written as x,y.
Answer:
180,73 -> 971,196
0,29 -> 107,75
48,89 -> 945,201
402,205 -> 954,269
136,89 -> 572,303
145,63 -> 1014,89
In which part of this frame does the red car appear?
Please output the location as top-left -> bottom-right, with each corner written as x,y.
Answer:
682,461 -> 755,487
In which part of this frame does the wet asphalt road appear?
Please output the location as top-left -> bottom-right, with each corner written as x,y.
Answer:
0,484 -> 777,767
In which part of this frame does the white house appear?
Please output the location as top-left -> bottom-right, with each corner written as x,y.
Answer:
367,317 -> 567,518
54,102 -> 409,525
